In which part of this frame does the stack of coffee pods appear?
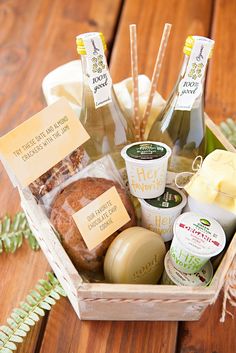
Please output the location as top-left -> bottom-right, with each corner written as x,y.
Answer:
121,141 -> 187,243
120,141 -> 227,287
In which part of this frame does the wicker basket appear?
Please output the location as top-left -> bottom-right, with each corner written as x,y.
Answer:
20,116 -> 236,321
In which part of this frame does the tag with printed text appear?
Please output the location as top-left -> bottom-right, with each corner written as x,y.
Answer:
82,33 -> 112,108
0,98 -> 90,187
72,186 -> 131,250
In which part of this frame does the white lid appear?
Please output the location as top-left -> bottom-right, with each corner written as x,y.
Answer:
173,212 -> 226,257
139,186 -> 187,213
121,141 -> 171,164
164,251 -> 213,287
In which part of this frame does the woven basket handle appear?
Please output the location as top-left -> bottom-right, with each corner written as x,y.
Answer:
220,255 -> 236,322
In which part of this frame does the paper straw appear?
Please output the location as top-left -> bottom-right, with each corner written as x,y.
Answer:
140,23 -> 172,139
130,24 -> 140,141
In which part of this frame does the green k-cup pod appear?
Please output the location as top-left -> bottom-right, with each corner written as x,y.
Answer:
139,186 -> 187,242
126,142 -> 167,161
121,141 -> 172,199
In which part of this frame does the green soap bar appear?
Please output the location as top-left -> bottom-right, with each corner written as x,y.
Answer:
104,226 -> 166,284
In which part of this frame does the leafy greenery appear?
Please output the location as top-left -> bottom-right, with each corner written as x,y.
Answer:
0,272 -> 66,353
219,118 -> 236,147
0,212 -> 39,254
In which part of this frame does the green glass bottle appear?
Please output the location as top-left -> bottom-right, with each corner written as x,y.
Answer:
148,36 -> 214,176
76,32 -> 134,173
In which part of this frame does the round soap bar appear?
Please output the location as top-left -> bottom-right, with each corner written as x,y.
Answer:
104,226 -> 166,284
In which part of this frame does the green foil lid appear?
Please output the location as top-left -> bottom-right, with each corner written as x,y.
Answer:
126,142 -> 167,161
145,187 -> 183,209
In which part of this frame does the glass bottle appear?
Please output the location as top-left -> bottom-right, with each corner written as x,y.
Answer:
76,32 -> 134,173
148,36 -> 215,175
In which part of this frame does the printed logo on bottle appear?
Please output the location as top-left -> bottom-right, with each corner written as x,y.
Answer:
82,33 -> 112,108
175,37 -> 214,111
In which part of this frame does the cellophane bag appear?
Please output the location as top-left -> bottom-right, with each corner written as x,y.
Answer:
29,152 -> 136,281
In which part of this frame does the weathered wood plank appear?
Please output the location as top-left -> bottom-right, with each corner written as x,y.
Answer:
178,1 -> 236,351
0,242 -> 50,353
40,297 -> 178,353
110,0 -> 213,99
0,1 -> 122,352
205,0 -> 236,124
0,0 -> 122,134
39,0 -> 214,352
177,293 -> 236,353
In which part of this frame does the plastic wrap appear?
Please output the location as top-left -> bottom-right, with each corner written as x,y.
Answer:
31,155 -> 136,276
29,146 -> 89,199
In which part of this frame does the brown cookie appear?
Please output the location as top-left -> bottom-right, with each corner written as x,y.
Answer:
29,147 -> 87,198
50,177 -> 136,272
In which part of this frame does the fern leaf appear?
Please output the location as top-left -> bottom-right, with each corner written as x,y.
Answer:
13,309 -> 27,319
33,307 -> 45,317
219,118 -> 236,146
9,314 -> 21,325
18,324 -> 30,333
6,320 -> 17,331
49,290 -> 61,300
35,285 -> 47,296
0,333 -> 8,342
30,290 -> 42,302
8,336 -> 23,343
13,330 -> 26,338
0,273 -> 66,352
0,328 -> 12,337
4,342 -> 16,351
23,318 -> 35,327
38,279 -> 53,291
0,347 -> 12,353
55,285 -> 67,297
0,212 -> 39,254
28,313 -> 40,322
44,296 -> 56,305
39,302 -> 51,311
19,302 -> 31,313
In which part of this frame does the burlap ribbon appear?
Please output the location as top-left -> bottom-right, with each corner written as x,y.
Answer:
220,255 -> 236,322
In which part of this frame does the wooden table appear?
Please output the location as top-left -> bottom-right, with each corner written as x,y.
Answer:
1,0 -> 236,352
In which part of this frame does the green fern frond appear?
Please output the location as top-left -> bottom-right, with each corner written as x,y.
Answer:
0,212 -> 39,254
219,118 -> 236,147
0,272 -> 66,353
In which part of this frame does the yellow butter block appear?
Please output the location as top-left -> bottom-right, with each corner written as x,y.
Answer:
185,150 -> 236,214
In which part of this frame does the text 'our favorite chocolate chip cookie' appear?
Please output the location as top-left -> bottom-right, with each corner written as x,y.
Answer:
50,177 -> 136,273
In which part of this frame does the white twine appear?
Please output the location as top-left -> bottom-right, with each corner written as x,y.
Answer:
174,155 -> 203,189
174,155 -> 236,322
220,255 -> 236,322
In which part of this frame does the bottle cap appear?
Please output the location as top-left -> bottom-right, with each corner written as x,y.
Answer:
183,35 -> 214,58
76,32 -> 107,55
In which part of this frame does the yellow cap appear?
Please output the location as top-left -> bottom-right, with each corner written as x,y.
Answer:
76,32 -> 106,55
183,35 -> 214,58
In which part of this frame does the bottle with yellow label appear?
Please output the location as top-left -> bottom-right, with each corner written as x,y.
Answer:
76,32 -> 134,174
148,36 -> 215,176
